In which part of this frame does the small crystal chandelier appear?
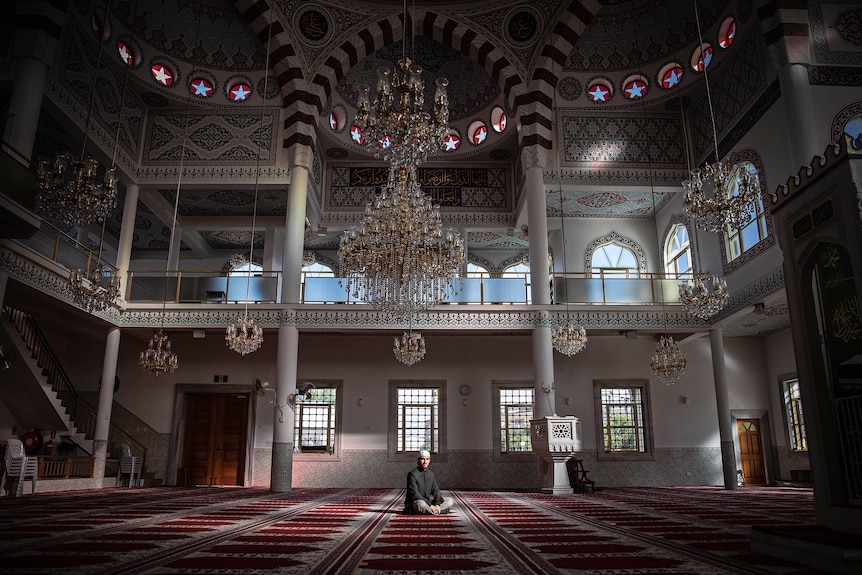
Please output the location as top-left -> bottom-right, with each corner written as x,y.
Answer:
354,1 -> 449,167
682,0 -> 761,234
553,321 -> 588,356
338,164 -> 464,317
650,335 -> 688,386
393,329 -> 426,366
69,262 -> 120,313
139,329 -> 178,376
226,316 -> 264,356
679,275 -> 729,320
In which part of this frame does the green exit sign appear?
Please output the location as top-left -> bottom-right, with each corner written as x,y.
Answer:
213,375 -> 228,382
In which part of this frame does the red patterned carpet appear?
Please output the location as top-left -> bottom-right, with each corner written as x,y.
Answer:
0,485 -> 835,574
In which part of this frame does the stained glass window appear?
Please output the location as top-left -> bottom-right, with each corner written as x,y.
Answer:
151,64 -> 173,86
623,77 -> 648,100
117,41 -> 134,66
491,107 -> 507,133
692,44 -> 713,71
718,17 -> 737,49
350,125 -> 364,144
442,132 -> 461,151
471,123 -> 488,145
587,81 -> 611,103
378,135 -> 391,149
661,65 -> 684,88
190,78 -> 213,98
329,113 -> 338,130
229,82 -> 251,102
92,15 -> 102,37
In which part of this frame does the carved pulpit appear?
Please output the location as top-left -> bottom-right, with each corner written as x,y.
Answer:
531,415 -> 582,494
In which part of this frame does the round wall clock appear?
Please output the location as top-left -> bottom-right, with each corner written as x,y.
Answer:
459,385 -> 471,396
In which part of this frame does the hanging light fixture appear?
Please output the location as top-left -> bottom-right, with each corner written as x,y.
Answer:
138,329 -> 178,376
551,180 -> 587,356
650,335 -> 688,386
674,79 -> 729,320
393,315 -> 426,366
69,221 -> 121,312
226,9 -> 273,356
36,3 -> 117,227
682,0 -> 760,233
354,0 -> 449,168
338,164 -> 464,316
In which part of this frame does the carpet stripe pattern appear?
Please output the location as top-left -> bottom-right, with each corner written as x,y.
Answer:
0,486 -> 829,574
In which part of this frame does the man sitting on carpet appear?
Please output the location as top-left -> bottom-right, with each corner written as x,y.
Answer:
404,450 -> 454,515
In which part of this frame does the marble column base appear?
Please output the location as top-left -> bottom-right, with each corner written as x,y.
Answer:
270,441 -> 294,493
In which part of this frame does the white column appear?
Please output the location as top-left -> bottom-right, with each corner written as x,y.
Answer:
710,328 -> 738,489
533,319 -> 556,419
1,57 -> 48,162
93,327 -> 121,480
115,183 -> 139,299
271,324 -> 298,492
282,167 -> 308,304
526,166 -> 550,305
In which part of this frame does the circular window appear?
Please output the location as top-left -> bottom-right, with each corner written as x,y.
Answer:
150,63 -> 175,86
378,135 -> 391,149
329,104 -> 346,132
190,77 -> 215,98
622,75 -> 648,100
116,39 -> 138,66
468,121 -> 488,145
350,125 -> 365,145
658,63 -> 684,89
228,82 -> 252,102
491,107 -> 507,133
718,17 -> 737,48
442,130 -> 461,151
691,43 -> 714,71
586,79 -> 613,103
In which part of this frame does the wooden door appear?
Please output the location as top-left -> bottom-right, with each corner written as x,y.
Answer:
185,394 -> 249,486
737,418 -> 766,485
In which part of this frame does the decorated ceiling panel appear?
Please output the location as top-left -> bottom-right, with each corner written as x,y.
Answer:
157,188 -> 288,217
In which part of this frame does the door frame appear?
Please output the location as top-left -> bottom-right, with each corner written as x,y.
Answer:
167,384 -> 258,486
730,409 -> 775,486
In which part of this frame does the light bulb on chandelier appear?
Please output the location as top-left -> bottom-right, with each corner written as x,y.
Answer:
393,329 -> 426,366
138,329 -> 178,376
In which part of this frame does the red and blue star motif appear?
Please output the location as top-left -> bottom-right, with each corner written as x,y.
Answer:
350,125 -> 364,144
588,84 -> 609,102
624,79 -> 647,100
472,125 -> 487,144
190,78 -> 213,97
442,133 -> 460,151
662,66 -> 683,88
230,83 -> 251,101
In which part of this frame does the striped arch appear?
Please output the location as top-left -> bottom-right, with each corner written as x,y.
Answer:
518,0 -> 602,171
233,0 -> 320,169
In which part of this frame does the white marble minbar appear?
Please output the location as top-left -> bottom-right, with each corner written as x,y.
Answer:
531,416 -> 582,494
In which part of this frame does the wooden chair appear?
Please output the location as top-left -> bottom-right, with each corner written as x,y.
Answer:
566,457 -> 595,493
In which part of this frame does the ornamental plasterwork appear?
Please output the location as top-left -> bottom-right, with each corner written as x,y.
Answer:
810,0 -> 862,65
713,267 -> 785,323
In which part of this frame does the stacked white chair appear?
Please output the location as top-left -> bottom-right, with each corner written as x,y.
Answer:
2,438 -> 38,496
118,442 -> 142,487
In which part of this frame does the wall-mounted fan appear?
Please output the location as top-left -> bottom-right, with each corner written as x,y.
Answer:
252,379 -> 316,422
287,382 -> 316,409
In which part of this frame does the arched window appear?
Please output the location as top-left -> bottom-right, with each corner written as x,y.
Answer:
230,260 -> 262,277
301,261 -> 333,277
665,224 -> 692,278
503,261 -> 531,304
592,242 -> 639,277
467,263 -> 489,277
725,161 -> 768,262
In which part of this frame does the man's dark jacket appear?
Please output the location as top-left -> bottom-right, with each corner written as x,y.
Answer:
404,466 -> 443,514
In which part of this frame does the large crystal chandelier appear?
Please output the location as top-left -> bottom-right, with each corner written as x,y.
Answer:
37,155 -> 118,227
552,185 -> 587,356
139,329 -> 178,376
354,48 -> 449,166
393,328 -> 426,366
338,164 -> 464,316
682,0 -> 761,234
679,274 -> 728,320
226,317 -> 264,356
650,335 -> 688,386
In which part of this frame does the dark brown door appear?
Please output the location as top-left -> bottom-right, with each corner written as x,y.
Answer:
737,418 -> 766,485
185,394 -> 249,486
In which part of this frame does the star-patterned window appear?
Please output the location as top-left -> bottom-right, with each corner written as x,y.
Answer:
350,125 -> 365,145
378,135 -> 391,149
491,107 -> 507,133
658,63 -> 684,89
691,43 -> 713,72
622,75 -> 648,100
229,82 -> 252,102
587,79 -> 613,103
468,121 -> 488,145
190,77 -> 214,98
329,104 -> 346,132
91,14 -> 102,37
442,130 -> 461,152
150,63 -> 174,86
718,17 -> 737,49
117,40 -> 136,66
